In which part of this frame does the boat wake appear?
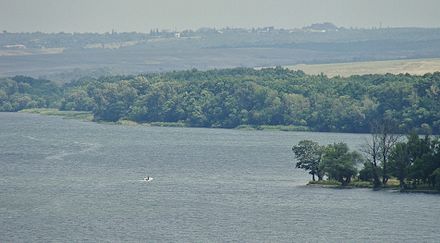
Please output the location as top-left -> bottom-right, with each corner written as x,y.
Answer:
142,177 -> 154,182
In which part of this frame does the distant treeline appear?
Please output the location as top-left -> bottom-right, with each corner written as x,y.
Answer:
1,67 -> 439,134
2,27 -> 440,50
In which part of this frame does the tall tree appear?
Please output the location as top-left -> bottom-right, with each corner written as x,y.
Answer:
377,118 -> 400,184
292,140 -> 324,181
362,123 -> 383,188
320,143 -> 362,186
389,142 -> 410,190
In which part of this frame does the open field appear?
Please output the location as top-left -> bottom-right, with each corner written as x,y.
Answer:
2,28 -> 440,81
287,58 -> 440,77
19,108 -> 93,121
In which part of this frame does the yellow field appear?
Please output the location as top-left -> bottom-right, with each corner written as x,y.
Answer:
287,58 -> 440,77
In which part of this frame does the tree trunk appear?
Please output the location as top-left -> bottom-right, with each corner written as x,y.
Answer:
399,178 -> 406,191
372,156 -> 382,188
339,176 -> 348,186
382,152 -> 387,185
312,173 -> 316,181
372,167 -> 382,188
341,180 -> 348,187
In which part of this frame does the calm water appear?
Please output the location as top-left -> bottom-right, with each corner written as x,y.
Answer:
0,113 -> 439,242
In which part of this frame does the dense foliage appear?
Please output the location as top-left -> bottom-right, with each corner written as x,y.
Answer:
1,67 -> 440,133
0,76 -> 61,111
293,134 -> 440,190
292,140 -> 323,181
293,141 -> 362,186
389,134 -> 440,189
320,143 -> 362,186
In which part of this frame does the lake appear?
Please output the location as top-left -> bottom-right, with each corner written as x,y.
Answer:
1,112 -> 439,242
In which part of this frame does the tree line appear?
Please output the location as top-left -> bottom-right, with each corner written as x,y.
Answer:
292,121 -> 440,190
1,67 -> 440,134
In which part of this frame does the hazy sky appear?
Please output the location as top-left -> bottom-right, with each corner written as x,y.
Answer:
1,0 -> 439,33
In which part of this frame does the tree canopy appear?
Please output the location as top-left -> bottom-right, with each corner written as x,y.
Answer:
293,134 -> 440,191
1,67 -> 440,134
292,140 -> 323,181
320,143 -> 362,186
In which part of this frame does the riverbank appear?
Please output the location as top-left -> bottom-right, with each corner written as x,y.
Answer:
18,108 -> 312,132
19,108 -> 94,121
235,124 -> 311,132
307,180 -> 440,194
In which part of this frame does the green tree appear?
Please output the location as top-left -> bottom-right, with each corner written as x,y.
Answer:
358,161 -> 382,183
389,142 -> 411,190
320,143 -> 362,186
292,140 -> 324,181
377,118 -> 400,184
61,89 -> 95,111
389,133 -> 440,190
361,121 -> 384,188
90,81 -> 137,121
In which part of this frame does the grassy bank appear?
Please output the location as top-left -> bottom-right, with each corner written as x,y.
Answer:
104,120 -> 310,131
235,124 -> 311,132
19,108 -> 93,121
307,179 -> 440,193
307,180 -> 376,189
18,109 -> 312,132
308,178 -> 399,189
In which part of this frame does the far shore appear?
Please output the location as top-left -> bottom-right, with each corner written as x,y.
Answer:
17,108 -> 312,132
14,109 -> 440,136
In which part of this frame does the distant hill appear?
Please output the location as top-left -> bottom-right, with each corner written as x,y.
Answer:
1,27 -> 440,81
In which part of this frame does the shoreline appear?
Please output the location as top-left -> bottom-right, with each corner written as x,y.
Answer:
17,108 -> 314,132
13,109 -> 440,135
307,180 -> 440,194
14,109 -> 440,138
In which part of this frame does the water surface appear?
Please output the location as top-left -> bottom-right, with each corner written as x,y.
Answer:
1,113 -> 439,242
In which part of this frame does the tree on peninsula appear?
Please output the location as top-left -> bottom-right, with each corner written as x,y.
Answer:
320,143 -> 362,186
292,140 -> 324,181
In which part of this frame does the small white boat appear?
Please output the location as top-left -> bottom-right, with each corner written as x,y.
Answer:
143,177 -> 153,182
